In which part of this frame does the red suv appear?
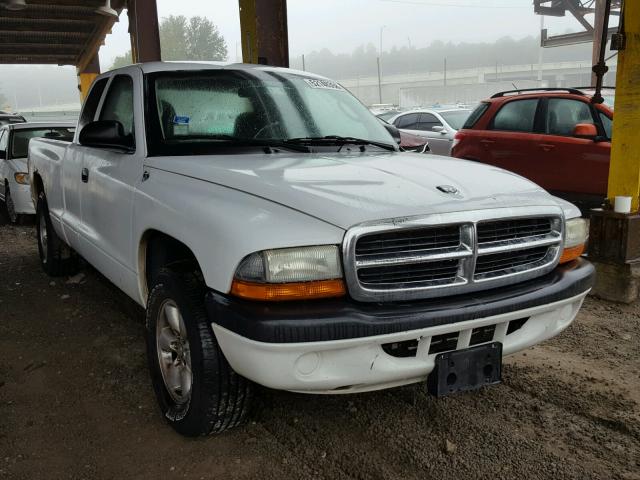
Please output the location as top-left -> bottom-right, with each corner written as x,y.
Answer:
452,88 -> 613,213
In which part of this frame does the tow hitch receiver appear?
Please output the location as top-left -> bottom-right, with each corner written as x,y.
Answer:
427,342 -> 502,397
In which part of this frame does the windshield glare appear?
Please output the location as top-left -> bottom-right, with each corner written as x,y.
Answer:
440,110 -> 471,130
150,71 -> 394,153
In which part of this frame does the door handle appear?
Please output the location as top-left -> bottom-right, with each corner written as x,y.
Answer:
81,167 -> 89,183
539,144 -> 555,152
480,139 -> 495,148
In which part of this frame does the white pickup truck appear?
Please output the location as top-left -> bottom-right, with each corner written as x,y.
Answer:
29,62 -> 594,437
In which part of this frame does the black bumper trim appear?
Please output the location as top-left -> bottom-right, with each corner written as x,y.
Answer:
205,259 -> 594,344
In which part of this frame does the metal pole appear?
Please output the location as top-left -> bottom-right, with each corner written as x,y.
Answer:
377,56 -> 382,104
379,25 -> 385,100
302,54 -> 306,71
592,0 -> 606,86
592,0 -> 612,103
444,57 -> 447,87
538,15 -> 544,84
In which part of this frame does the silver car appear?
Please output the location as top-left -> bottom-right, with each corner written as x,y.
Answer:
389,108 -> 471,156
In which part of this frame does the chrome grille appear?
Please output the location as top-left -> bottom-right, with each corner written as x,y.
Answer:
343,207 -> 564,302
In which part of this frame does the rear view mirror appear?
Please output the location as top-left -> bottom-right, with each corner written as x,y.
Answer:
79,120 -> 134,151
573,123 -> 598,140
432,125 -> 446,133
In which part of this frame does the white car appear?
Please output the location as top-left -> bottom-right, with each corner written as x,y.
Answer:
0,122 -> 74,223
389,108 -> 471,156
29,62 -> 593,437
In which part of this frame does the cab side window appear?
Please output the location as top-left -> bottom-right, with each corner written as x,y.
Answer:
415,113 -> 443,131
491,99 -> 538,133
100,75 -> 135,145
545,99 -> 594,137
79,78 -> 108,132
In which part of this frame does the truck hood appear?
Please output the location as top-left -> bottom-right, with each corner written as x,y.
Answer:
146,152 -> 563,230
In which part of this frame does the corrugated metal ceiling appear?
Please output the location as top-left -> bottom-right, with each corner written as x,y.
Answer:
0,0 -> 126,66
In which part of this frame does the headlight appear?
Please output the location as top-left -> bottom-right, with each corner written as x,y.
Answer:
560,217 -> 588,264
14,172 -> 29,185
231,245 -> 346,301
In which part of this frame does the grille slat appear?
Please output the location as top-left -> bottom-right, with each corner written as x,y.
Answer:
356,226 -> 460,256
477,218 -> 552,244
358,259 -> 459,285
475,246 -> 549,276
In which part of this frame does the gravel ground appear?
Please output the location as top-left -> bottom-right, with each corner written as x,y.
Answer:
0,222 -> 639,480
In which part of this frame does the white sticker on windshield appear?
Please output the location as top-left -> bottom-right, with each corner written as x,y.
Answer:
304,78 -> 343,90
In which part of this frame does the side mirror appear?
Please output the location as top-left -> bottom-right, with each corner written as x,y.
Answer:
79,120 -> 134,151
432,125 -> 446,134
383,122 -> 402,145
573,123 -> 598,140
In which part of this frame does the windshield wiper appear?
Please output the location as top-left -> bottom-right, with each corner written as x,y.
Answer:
284,135 -> 396,152
182,134 -> 311,153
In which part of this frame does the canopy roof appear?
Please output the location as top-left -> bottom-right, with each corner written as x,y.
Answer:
0,0 -> 125,68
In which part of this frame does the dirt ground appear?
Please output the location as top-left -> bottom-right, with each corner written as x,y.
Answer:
0,221 -> 639,480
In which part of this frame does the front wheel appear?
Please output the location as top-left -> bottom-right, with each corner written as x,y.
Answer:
36,192 -> 79,276
146,268 -> 253,436
4,184 -> 18,224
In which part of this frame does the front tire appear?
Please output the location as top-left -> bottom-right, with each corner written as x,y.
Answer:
36,192 -> 79,276
4,185 -> 18,224
146,268 -> 253,436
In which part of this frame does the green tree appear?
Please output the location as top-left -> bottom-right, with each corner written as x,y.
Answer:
111,50 -> 132,69
109,15 -> 227,69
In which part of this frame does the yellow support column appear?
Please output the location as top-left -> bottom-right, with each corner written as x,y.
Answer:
77,54 -> 100,101
238,0 -> 288,67
606,1 -> 640,210
238,0 -> 258,64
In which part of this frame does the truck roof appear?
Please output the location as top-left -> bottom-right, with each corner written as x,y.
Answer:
108,61 -> 327,80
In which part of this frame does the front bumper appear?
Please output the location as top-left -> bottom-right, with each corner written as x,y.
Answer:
10,182 -> 35,215
207,259 -> 594,393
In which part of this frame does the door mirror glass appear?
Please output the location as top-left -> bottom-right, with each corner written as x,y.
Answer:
382,122 -> 402,145
432,125 -> 445,133
573,123 -> 598,140
79,120 -> 134,151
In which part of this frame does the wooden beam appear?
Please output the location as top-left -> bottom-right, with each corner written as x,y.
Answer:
128,0 -> 161,63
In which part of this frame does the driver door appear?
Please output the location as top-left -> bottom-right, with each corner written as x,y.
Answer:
78,72 -> 143,294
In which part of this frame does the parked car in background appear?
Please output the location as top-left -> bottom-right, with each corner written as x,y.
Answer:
0,111 -> 26,126
389,108 -> 471,156
451,88 -> 613,214
29,63 -> 592,437
379,118 -> 430,153
0,122 -> 74,223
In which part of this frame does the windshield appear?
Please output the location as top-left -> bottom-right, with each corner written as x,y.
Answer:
147,70 -> 395,155
10,127 -> 75,159
439,110 -> 471,130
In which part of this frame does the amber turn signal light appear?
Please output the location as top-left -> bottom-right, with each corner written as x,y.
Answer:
559,244 -> 585,264
230,279 -> 346,301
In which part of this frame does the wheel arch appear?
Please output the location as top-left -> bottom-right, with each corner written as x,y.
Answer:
138,229 -> 204,303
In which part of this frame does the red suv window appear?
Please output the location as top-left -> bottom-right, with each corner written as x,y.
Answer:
491,99 -> 538,132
